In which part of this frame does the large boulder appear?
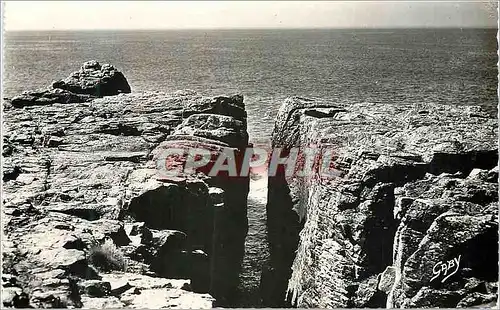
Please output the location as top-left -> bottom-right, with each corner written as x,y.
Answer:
7,61 -> 131,108
174,113 -> 248,148
52,60 -> 131,96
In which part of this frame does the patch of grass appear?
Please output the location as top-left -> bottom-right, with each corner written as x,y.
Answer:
88,239 -> 127,272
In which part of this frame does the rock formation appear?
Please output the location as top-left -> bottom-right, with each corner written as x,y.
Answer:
10,60 -> 130,108
2,62 -> 249,308
52,60 -> 131,97
264,97 -> 498,308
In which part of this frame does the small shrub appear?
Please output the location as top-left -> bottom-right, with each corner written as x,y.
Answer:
88,239 -> 127,272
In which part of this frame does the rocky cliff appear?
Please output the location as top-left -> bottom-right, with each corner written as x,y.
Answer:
264,97 -> 498,308
2,61 -> 249,308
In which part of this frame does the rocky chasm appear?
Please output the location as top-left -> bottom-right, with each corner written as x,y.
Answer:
3,61 -> 249,308
2,61 -> 499,309
263,97 -> 498,308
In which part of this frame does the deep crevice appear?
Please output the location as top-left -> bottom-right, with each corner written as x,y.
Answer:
429,150 -> 498,176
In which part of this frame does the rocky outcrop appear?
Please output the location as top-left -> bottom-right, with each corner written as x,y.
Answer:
2,63 -> 249,308
52,60 -> 131,96
264,97 -> 498,308
10,60 -> 130,108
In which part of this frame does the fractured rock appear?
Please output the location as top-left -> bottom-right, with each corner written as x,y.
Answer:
266,97 -> 498,308
4,61 -> 250,307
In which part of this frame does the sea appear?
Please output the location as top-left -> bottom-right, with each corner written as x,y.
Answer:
3,28 -> 498,307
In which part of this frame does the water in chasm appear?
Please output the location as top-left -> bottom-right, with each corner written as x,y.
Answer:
235,168 -> 270,307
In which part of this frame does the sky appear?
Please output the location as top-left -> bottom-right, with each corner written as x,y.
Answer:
4,1 -> 498,31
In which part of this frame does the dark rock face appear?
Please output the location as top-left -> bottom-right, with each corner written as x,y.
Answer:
10,88 -> 94,108
3,63 -> 249,308
265,97 -> 498,308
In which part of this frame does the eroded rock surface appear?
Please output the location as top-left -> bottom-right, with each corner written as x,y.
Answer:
2,63 -> 249,308
264,97 -> 498,308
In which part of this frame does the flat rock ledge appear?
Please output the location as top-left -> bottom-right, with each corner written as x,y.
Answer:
263,97 -> 498,308
2,62 -> 249,308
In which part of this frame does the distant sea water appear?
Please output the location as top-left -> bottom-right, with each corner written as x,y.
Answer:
4,29 -> 498,140
4,28 -> 498,307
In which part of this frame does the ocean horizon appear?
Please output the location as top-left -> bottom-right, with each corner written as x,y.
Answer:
4,28 -> 497,142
